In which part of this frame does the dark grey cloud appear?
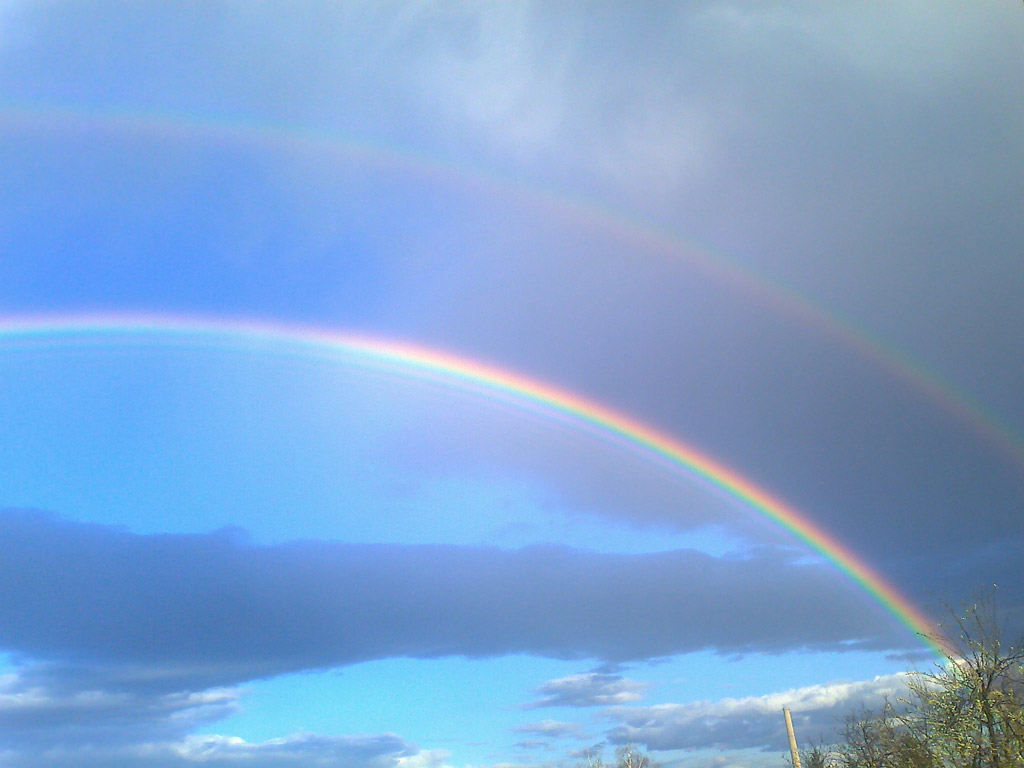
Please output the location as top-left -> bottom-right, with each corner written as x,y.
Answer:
372,0 -> 1024,579
887,541 -> 1024,646
0,509 -> 911,691
525,675 -> 649,710
605,673 -> 911,753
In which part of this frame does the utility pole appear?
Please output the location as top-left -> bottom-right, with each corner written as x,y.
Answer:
783,707 -> 802,768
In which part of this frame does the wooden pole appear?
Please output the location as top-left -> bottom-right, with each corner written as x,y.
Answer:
784,707 -> 802,768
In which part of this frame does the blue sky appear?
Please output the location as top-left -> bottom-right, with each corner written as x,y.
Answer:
1,2 -> 1023,767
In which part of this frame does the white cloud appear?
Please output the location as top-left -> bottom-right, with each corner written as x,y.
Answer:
395,750 -> 455,768
172,731 -> 424,765
0,728 -> 449,768
605,673 -> 912,752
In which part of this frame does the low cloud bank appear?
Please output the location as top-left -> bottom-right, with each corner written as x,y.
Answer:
0,509 -> 909,692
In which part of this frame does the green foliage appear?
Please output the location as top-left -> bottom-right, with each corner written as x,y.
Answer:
834,705 -> 935,768
834,594 -> 1024,768
906,597 -> 1024,768
803,743 -> 835,768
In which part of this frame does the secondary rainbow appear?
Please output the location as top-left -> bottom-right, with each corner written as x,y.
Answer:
0,313 -> 951,658
3,100 -> 1022,477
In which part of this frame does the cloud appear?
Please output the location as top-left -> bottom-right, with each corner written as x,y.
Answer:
696,0 -> 1018,89
514,719 -> 588,739
0,660 -> 452,768
0,510 -> 910,692
512,739 -> 552,752
0,664 -> 238,748
0,732 -> 450,768
605,673 -> 912,753
525,674 -> 649,709
171,732 -> 435,767
416,2 -> 575,153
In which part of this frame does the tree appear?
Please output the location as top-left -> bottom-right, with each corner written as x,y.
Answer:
908,595 -> 1024,768
581,745 -> 659,768
614,745 -> 658,768
834,592 -> 1024,768
802,743 -> 835,768
834,704 -> 935,768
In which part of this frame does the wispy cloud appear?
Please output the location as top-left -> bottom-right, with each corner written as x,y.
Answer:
525,674 -> 649,709
514,719 -> 588,739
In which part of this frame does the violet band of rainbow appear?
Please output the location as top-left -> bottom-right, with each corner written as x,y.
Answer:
0,313 -> 952,659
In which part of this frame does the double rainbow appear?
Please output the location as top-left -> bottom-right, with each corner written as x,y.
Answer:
3,100 -> 1022,478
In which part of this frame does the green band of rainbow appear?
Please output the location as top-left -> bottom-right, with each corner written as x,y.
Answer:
0,313 -> 951,658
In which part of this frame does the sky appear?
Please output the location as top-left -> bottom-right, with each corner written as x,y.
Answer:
0,2 -> 1022,767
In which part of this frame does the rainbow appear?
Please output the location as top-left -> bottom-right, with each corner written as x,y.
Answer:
2,100 -> 1022,478
0,313 -> 951,658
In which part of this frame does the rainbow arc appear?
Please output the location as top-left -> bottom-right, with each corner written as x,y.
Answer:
0,314 -> 952,658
